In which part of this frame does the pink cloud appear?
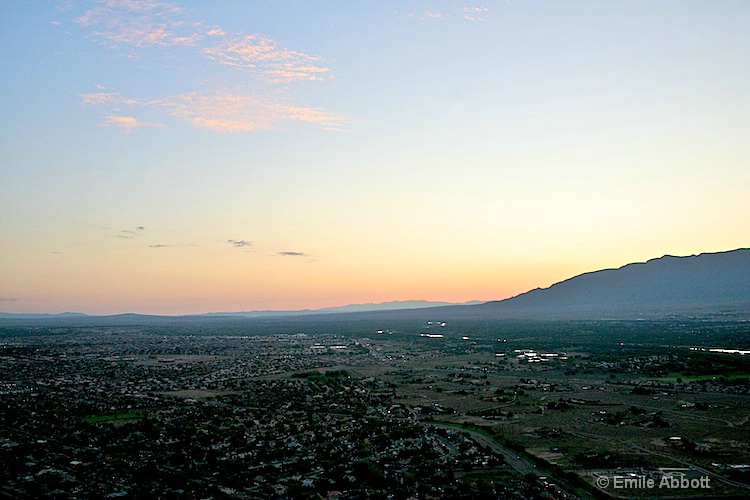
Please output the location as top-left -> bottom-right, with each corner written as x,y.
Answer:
80,91 -> 158,106
205,27 -> 226,37
81,87 -> 345,133
99,115 -> 161,130
81,92 -> 129,105
203,34 -> 331,83
76,5 -> 333,83
101,0 -> 181,15
74,4 -> 342,132
165,92 -> 345,132
76,0 -> 198,47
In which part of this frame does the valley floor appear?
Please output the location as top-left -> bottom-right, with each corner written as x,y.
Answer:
1,321 -> 749,498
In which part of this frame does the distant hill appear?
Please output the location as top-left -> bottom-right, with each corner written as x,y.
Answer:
0,312 -> 87,320
466,248 -> 750,319
196,300 -> 481,318
0,300 -> 480,323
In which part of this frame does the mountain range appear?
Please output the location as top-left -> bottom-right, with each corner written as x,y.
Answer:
302,248 -> 750,322
1,248 -> 748,323
0,300 -> 479,321
467,247 -> 750,319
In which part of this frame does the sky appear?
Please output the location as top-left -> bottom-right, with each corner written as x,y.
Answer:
1,1 -> 749,315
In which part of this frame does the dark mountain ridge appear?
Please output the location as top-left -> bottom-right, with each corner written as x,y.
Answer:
297,248 -> 750,322
470,248 -> 750,319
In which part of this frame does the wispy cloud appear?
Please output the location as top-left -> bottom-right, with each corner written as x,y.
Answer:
166,91 -> 345,132
463,6 -> 490,22
404,6 -> 489,23
0,297 -> 19,302
407,11 -> 445,21
77,3 -> 330,82
278,251 -> 307,257
99,115 -> 162,130
205,27 -> 225,37
76,0 -> 199,47
203,34 -> 331,83
117,226 -> 147,239
74,2 -> 344,133
82,91 -> 162,131
83,89 -> 343,132
81,91 -> 140,106
227,239 -> 252,248
149,242 -> 196,248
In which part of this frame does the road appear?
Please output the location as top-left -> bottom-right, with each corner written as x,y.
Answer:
424,421 -> 594,499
